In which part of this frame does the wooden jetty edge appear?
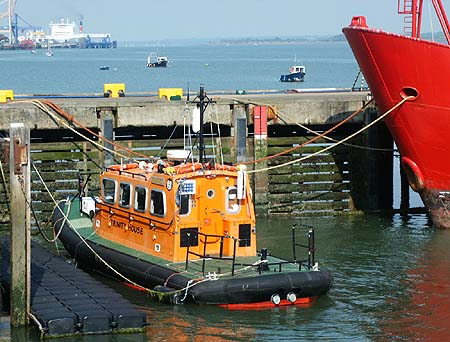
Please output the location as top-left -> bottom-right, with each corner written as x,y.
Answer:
0,238 -> 147,337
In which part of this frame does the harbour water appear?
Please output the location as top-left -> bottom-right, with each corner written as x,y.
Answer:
2,214 -> 442,341
0,41 -> 358,94
112,214 -> 442,342
0,42 -> 446,341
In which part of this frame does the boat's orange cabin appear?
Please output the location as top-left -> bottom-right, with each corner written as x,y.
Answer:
94,162 -> 256,263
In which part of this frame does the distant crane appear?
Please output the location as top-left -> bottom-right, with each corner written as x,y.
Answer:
12,13 -> 41,40
0,0 -> 41,47
0,0 -> 17,44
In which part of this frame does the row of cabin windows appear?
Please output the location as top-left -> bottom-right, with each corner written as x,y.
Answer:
102,178 -> 173,217
103,178 -> 242,217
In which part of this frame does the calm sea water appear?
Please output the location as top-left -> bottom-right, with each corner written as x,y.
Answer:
1,42 -> 446,341
0,42 -> 357,94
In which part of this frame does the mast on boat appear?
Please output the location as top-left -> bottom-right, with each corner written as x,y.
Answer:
191,85 -> 214,164
398,0 -> 450,43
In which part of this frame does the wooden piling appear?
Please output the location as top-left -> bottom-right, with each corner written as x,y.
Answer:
103,118 -> 114,167
349,106 -> 393,212
232,104 -> 247,164
253,106 -> 269,215
9,123 -> 31,327
365,107 -> 394,211
400,163 -> 410,216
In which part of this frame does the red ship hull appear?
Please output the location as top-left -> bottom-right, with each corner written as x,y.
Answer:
343,21 -> 450,228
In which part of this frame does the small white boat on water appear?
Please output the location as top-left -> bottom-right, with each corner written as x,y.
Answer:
146,53 -> 168,67
280,65 -> 306,82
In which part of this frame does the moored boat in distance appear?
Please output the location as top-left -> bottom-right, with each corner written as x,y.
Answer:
52,85 -> 332,308
147,53 -> 168,67
343,0 -> 450,228
280,65 -> 306,82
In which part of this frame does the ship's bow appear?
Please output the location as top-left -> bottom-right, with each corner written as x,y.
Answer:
343,17 -> 450,228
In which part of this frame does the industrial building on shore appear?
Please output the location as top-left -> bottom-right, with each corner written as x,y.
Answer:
1,18 -> 117,50
0,0 -> 116,50
37,18 -> 116,49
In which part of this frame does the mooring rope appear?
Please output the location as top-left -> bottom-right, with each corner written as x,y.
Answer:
231,96 -> 394,165
14,94 -> 392,173
248,96 -> 412,174
47,195 -> 241,301
274,107 -> 395,153
51,197 -> 187,298
157,123 -> 179,158
28,312 -> 45,337
24,96 -> 389,169
39,99 -> 153,160
30,160 -> 68,244
29,99 -> 135,161
14,99 -> 148,162
242,97 -> 375,166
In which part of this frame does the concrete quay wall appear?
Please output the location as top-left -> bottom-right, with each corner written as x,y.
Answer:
0,91 -> 371,130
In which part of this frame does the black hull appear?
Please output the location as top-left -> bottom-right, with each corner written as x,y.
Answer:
146,62 -> 167,67
189,270 -> 331,305
280,72 -> 305,82
54,203 -> 332,305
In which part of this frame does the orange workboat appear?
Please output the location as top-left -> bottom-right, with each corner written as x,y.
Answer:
53,86 -> 332,307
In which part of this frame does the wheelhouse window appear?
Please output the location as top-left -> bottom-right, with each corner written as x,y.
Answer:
150,189 -> 166,217
226,187 -> 240,214
119,183 -> 131,208
102,178 -> 116,204
179,194 -> 191,216
134,186 -> 147,212
177,179 -> 195,216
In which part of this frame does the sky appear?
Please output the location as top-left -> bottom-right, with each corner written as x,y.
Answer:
4,0 -> 450,41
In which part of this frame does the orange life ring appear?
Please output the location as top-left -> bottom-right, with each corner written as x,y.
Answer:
204,162 -> 238,172
108,163 -> 139,171
214,164 -> 238,172
174,162 -> 202,174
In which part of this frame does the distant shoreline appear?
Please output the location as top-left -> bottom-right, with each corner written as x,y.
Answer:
208,35 -> 346,46
117,31 -> 446,47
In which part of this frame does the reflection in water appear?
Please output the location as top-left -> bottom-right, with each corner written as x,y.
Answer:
380,228 -> 450,341
144,306 -> 256,342
1,214 -> 443,341
140,299 -> 327,342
